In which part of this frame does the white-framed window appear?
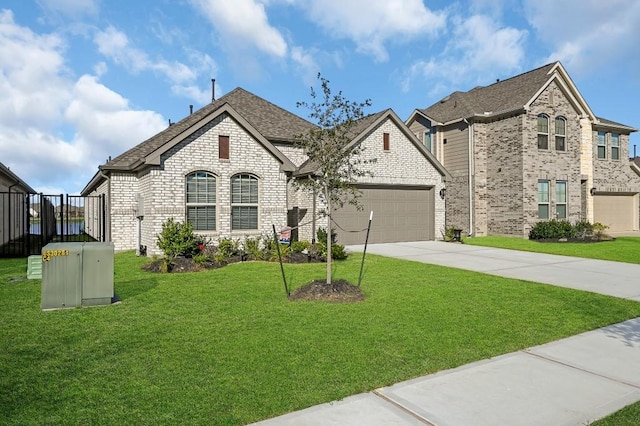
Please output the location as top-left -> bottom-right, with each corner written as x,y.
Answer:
186,171 -> 216,231
597,131 -> 607,159
538,180 -> 549,219
537,114 -> 549,149
424,129 -> 436,155
556,180 -> 567,219
555,117 -> 566,151
231,174 -> 258,230
611,133 -> 620,160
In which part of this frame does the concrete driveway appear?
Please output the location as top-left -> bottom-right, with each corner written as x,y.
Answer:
347,240 -> 640,301
254,241 -> 640,426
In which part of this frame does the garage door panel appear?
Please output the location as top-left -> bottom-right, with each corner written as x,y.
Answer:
593,194 -> 639,232
331,187 -> 435,245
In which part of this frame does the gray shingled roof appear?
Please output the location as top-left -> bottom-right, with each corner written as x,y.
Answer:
103,87 -> 316,170
421,62 -> 557,123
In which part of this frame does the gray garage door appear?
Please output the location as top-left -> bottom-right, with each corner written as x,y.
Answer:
330,186 -> 435,245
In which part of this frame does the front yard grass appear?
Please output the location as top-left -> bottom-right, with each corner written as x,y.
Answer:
465,236 -> 640,264
591,400 -> 640,425
2,252 -> 640,425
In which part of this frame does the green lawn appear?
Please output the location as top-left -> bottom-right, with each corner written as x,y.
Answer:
2,252 -> 640,425
464,236 -> 640,264
591,400 -> 640,425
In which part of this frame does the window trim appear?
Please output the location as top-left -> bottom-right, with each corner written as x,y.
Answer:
537,179 -> 550,219
537,114 -> 549,150
597,131 -> 607,159
554,116 -> 566,151
231,173 -> 259,231
611,132 -> 620,160
185,171 -> 216,231
555,180 -> 567,220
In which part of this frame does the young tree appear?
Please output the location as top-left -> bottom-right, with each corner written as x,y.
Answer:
293,73 -> 373,285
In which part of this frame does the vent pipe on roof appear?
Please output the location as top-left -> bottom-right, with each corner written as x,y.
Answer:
168,119 -> 173,127
189,105 -> 193,115
211,78 -> 216,102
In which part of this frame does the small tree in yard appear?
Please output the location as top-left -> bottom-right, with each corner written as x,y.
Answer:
293,73 -> 373,285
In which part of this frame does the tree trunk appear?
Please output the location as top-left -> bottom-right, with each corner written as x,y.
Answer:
326,194 -> 332,285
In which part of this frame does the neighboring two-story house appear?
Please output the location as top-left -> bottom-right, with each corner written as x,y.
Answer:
81,88 -> 448,255
407,62 -> 640,237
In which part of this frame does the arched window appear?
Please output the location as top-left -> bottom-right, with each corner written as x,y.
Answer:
537,114 -> 549,149
185,171 -> 216,230
231,174 -> 258,230
555,117 -> 566,151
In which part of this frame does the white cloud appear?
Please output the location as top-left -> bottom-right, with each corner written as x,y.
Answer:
190,0 -> 288,57
65,74 -> 167,166
290,45 -> 320,85
94,26 -> 197,83
523,0 -> 640,75
0,11 -> 167,193
402,14 -> 526,95
301,0 -> 446,61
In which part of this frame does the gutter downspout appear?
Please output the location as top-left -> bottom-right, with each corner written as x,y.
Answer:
463,118 -> 474,236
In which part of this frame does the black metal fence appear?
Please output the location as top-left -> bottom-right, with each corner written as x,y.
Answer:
0,192 -> 105,257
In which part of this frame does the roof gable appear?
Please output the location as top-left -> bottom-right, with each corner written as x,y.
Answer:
103,87 -> 316,171
297,109 -> 449,180
418,62 -> 602,125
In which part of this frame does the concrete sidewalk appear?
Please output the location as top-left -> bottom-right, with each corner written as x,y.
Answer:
253,242 -> 640,425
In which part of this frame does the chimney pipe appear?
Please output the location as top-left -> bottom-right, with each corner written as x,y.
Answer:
168,118 -> 173,127
189,104 -> 193,115
211,78 -> 216,102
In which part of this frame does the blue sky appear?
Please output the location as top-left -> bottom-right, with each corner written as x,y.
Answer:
2,0 -> 639,195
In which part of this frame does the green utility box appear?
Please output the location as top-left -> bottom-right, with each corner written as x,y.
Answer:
41,242 -> 114,310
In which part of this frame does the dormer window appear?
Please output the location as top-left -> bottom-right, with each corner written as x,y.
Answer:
537,114 -> 549,149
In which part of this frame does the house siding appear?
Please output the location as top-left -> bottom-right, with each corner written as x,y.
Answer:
353,117 -> 446,237
140,113 -> 289,256
483,116 -> 524,235
441,123 -> 470,234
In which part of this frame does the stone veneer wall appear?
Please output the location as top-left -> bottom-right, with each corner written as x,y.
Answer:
483,116 -> 524,235
521,81 -> 582,236
441,123 -> 470,235
592,132 -> 640,192
138,113 -> 289,256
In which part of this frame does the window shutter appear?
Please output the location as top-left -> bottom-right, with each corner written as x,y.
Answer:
383,132 -> 390,151
219,135 -> 229,159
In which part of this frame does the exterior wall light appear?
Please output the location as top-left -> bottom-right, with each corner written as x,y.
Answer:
590,187 -> 597,196
439,188 -> 446,199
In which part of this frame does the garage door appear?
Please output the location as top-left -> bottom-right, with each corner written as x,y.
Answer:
330,186 -> 435,245
593,194 -> 639,232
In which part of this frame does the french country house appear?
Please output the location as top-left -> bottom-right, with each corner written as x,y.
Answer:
406,62 -> 640,237
82,88 -> 448,255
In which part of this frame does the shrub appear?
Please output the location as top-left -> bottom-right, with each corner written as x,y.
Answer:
157,218 -> 197,259
290,240 -> 310,253
316,227 -> 347,260
592,222 -> 609,240
243,236 -> 263,260
529,220 -> 610,241
442,225 -> 463,242
331,244 -> 348,260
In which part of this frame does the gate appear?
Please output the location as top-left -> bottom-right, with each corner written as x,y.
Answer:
0,193 -> 105,257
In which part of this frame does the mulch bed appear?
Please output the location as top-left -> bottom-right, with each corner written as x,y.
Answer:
288,279 -> 365,303
142,253 -> 325,273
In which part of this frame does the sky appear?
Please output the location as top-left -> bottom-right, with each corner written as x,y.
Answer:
1,0 -> 639,195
